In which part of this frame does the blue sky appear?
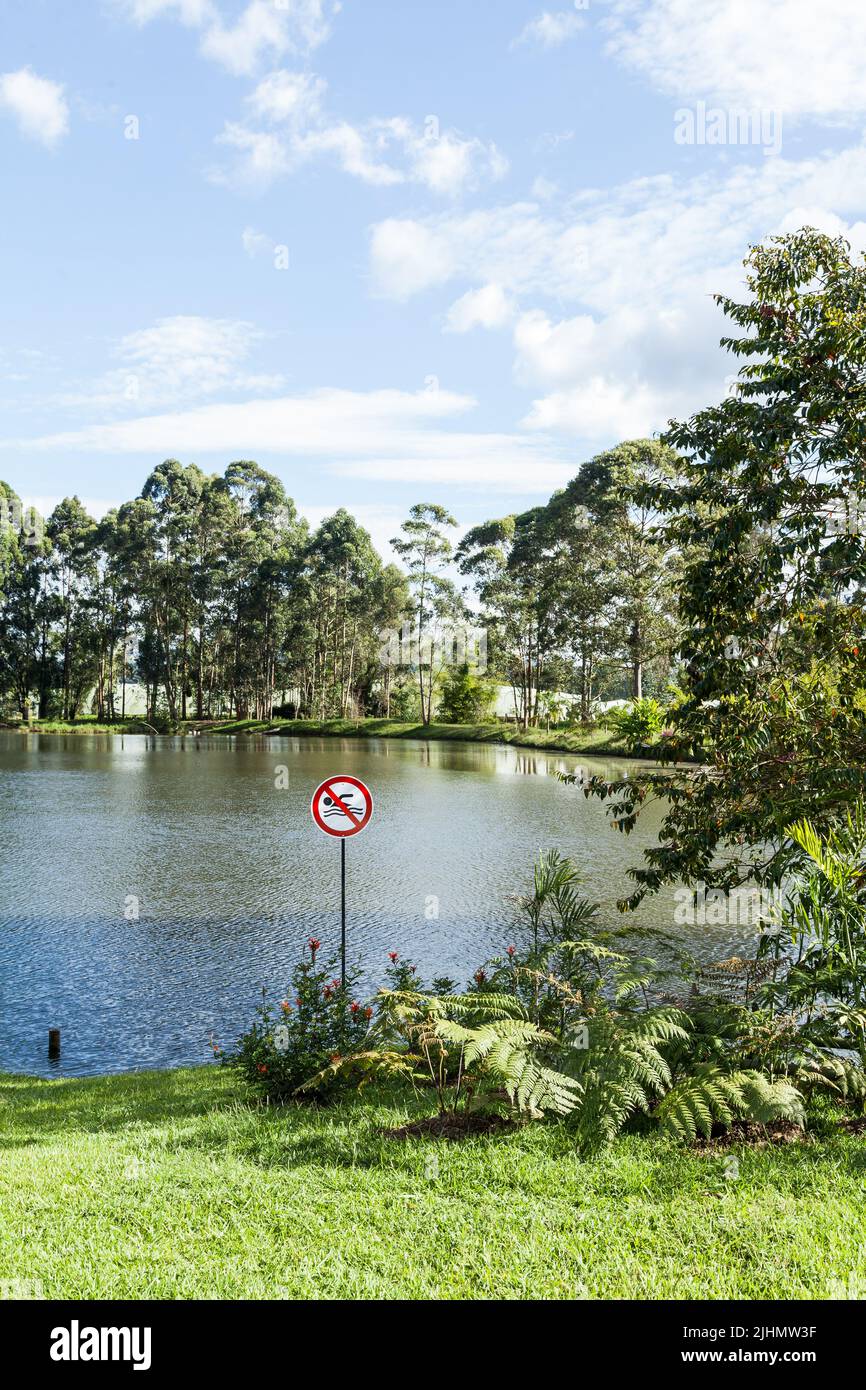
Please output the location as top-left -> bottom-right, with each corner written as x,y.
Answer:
1,0 -> 865,556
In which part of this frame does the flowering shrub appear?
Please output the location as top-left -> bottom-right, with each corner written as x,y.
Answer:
384,951 -> 457,998
221,938 -> 372,1102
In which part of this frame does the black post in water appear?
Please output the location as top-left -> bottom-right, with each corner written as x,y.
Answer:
341,838 -> 347,987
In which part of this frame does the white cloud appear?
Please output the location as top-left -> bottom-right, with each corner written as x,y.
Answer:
241,225 -> 273,258
295,120 -> 405,187
59,315 -> 284,410
531,175 -> 559,200
369,219 -> 458,299
408,128 -> 509,195
201,0 -> 330,77
246,69 -> 326,124
120,0 -> 331,74
512,9 -> 587,49
119,2 -> 503,194
0,68 -> 69,147
370,140 -> 866,438
604,0 -> 866,123
8,387 -> 573,493
216,123 -> 290,185
445,284 -> 513,333
523,377 -> 665,439
215,79 -> 508,194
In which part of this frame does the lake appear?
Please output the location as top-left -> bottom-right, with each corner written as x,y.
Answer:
0,732 -> 755,1076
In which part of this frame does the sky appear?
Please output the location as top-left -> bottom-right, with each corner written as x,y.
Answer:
2,0 -> 866,558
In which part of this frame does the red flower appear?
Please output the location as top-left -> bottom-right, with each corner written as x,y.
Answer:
295,997 -> 302,1007
350,1001 -> 360,1013
323,986 -> 333,1000
257,1064 -> 268,1074
280,1000 -> 292,1012
364,1007 -> 373,1019
507,945 -> 516,957
474,969 -> 486,985
308,937 -> 321,954
388,951 -> 399,962
332,979 -> 342,989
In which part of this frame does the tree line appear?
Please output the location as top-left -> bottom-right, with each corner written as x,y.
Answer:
0,443 -> 682,728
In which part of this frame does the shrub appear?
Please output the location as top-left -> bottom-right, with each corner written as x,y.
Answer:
604,697 -> 665,751
436,663 -> 496,724
221,938 -> 372,1102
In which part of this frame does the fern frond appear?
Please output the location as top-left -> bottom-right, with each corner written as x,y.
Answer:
657,1066 -> 805,1142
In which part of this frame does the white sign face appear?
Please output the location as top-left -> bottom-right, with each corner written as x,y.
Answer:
310,776 -> 373,839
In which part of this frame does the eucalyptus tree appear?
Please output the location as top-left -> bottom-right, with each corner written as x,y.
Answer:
296,509 -> 384,718
536,493 -> 622,720
218,461 -> 306,719
46,497 -> 100,719
456,508 -> 560,727
139,460 -> 212,721
0,494 -> 52,720
391,503 -> 458,724
354,561 -> 411,716
562,441 -> 682,701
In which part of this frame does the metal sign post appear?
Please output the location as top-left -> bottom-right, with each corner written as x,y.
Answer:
311,775 -> 373,986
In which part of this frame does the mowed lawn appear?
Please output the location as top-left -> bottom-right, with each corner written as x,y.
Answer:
1,1067 -> 865,1300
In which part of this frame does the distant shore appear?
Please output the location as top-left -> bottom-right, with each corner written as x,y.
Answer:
2,714 -> 665,759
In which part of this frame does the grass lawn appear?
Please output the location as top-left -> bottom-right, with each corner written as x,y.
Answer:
1,1067 -> 864,1300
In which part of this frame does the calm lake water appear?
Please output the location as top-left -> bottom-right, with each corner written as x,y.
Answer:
0,732 -> 755,1077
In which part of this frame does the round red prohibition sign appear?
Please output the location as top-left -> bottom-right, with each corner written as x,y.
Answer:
311,775 -> 373,838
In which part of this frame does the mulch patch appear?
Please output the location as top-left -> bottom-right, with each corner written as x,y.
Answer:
695,1119 -> 807,1151
382,1112 -> 512,1141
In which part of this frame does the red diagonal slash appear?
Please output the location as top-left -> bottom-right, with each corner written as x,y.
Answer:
321,779 -> 363,828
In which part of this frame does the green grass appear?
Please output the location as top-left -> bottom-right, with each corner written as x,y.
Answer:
8,716 -> 160,735
1,1066 -> 864,1300
201,716 -> 633,757
3,714 -> 634,755
5,713 -> 653,757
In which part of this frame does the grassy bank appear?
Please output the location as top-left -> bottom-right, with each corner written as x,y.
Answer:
4,715 -> 636,756
4,716 -> 160,735
1,1066 -> 863,1300
202,717 -> 634,757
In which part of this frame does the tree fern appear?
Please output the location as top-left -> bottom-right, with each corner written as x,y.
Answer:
560,1008 -> 689,1155
657,1065 -> 805,1142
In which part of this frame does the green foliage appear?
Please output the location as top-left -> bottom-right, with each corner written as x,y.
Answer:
222,938 -> 371,1101
384,678 -> 422,722
574,229 -> 866,908
657,1067 -> 805,1143
603,697 -> 665,751
763,809 -> 866,1067
436,662 -> 496,724
309,985 -> 580,1120
561,1003 -> 689,1155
